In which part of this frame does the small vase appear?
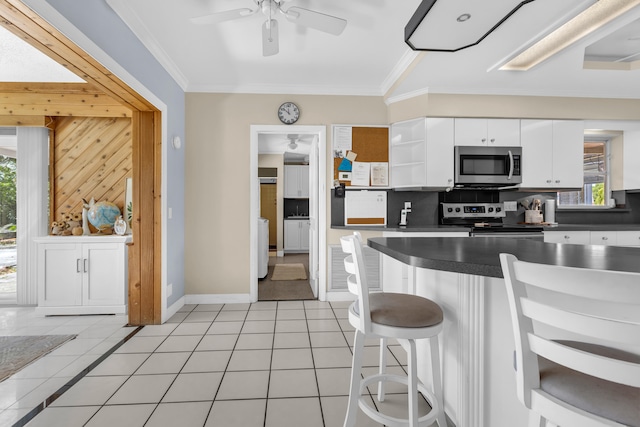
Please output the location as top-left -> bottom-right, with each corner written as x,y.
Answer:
114,216 -> 127,236
82,208 -> 91,235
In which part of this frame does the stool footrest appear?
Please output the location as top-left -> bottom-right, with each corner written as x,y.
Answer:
358,373 -> 441,427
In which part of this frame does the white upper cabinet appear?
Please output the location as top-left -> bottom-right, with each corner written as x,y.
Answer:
454,118 -> 520,146
284,165 -> 309,198
390,117 -> 454,189
520,120 -> 583,189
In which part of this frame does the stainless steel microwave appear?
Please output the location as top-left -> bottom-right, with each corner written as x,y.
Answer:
454,146 -> 522,186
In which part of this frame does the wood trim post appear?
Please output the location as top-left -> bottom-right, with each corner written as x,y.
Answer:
129,110 -> 162,325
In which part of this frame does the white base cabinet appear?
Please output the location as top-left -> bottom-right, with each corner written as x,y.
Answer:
284,219 -> 309,252
544,230 -> 640,247
35,236 -> 131,315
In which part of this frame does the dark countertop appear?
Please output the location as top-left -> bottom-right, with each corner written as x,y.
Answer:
333,224 -> 640,232
285,216 -> 309,220
368,237 -> 640,278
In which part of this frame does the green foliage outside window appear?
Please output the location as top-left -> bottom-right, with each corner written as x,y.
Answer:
0,155 -> 17,227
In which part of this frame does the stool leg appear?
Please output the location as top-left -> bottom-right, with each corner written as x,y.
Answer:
429,335 -> 447,427
378,337 -> 387,402
408,339 -> 418,427
344,330 -> 365,427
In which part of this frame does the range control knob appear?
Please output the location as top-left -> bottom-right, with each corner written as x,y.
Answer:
496,207 -> 502,213
447,207 -> 453,213
488,207 -> 494,213
455,208 -> 461,213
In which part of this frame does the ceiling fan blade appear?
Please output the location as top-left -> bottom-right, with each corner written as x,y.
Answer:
262,19 -> 279,56
284,6 -> 347,35
191,8 -> 255,25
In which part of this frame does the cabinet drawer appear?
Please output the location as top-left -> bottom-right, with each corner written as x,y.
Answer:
616,231 -> 640,247
544,231 -> 590,245
590,231 -> 618,246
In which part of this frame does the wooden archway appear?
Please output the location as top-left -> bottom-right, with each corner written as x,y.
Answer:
0,0 -> 162,325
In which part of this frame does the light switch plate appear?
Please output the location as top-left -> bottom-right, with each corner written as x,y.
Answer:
504,201 -> 518,211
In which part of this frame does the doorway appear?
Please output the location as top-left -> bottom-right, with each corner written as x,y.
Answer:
250,125 -> 327,303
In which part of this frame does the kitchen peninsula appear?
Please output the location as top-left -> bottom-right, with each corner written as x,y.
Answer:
367,237 -> 640,427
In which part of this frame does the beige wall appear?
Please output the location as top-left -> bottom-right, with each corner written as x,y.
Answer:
258,154 -> 284,251
185,93 -> 387,295
387,93 -> 640,123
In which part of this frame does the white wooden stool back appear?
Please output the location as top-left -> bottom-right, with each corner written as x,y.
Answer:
500,253 -> 640,427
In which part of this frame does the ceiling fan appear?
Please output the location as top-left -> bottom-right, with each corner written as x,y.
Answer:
191,0 -> 347,56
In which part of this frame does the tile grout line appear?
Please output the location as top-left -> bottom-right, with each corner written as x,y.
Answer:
12,324 -> 144,427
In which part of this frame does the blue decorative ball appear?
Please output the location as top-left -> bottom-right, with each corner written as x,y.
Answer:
88,201 -> 121,230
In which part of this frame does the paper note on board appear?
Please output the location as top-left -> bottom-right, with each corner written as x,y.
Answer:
350,161 -> 370,186
346,151 -> 357,162
333,126 -> 352,158
370,162 -> 388,186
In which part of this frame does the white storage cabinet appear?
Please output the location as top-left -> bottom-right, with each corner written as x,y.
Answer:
544,230 -> 640,247
284,165 -> 309,198
284,219 -> 310,252
520,120 -> 583,189
454,118 -> 520,146
35,236 -> 131,315
390,117 -> 454,189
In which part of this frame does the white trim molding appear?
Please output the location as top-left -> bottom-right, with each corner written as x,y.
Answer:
185,294 -> 253,305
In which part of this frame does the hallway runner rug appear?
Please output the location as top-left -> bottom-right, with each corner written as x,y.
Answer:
0,335 -> 76,382
271,263 -> 307,281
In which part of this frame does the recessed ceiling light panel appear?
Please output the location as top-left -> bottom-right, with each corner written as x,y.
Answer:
405,0 -> 535,52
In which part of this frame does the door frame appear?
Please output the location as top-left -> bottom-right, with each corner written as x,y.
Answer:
250,125 -> 327,302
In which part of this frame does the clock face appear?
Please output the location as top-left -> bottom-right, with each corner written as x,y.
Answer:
278,102 -> 300,124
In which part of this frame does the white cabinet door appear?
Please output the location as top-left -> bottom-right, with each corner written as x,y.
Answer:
284,220 -> 300,250
590,231 -> 618,246
284,165 -> 309,198
551,120 -> 584,188
455,119 -> 520,146
454,119 -> 488,146
544,231 -> 590,245
426,118 -> 455,187
38,243 -> 83,307
521,120 -> 583,189
615,231 -> 640,247
300,220 -> 310,250
488,119 -> 520,146
521,120 -> 554,188
83,243 -> 124,306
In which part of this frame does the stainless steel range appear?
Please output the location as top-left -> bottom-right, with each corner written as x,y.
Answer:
441,202 -> 543,239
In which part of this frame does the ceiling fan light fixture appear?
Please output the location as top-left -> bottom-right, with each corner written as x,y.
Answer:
498,0 -> 640,71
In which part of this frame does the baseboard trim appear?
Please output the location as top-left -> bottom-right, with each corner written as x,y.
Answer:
185,294 -> 253,305
325,291 -> 357,302
164,296 -> 184,323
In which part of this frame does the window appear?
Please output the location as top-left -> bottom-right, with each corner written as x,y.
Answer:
557,139 -> 609,207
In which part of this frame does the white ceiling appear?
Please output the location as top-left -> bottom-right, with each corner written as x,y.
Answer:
103,0 -> 640,100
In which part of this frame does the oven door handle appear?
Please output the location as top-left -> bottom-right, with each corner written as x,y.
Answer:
507,150 -> 514,181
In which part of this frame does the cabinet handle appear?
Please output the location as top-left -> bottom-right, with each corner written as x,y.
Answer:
490,138 -> 495,143
602,237 -> 608,241
555,180 -> 560,183
481,138 -> 486,143
77,258 -> 81,273
564,236 -> 570,239
84,259 -> 88,273
546,180 -> 552,183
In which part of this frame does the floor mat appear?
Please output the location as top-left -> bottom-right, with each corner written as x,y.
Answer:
271,263 -> 307,281
0,335 -> 76,382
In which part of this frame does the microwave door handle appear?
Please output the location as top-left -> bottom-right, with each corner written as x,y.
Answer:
507,150 -> 514,180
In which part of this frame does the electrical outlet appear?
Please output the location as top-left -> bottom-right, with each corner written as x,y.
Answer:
504,201 -> 518,211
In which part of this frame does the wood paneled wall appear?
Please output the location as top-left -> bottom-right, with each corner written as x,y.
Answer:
51,116 -> 132,224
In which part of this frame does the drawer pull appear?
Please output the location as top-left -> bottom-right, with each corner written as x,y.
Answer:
564,236 -> 570,239
602,237 -> 608,240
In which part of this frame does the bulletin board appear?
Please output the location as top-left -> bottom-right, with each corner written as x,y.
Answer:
332,126 -> 389,187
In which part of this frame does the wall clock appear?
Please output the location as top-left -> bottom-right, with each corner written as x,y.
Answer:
278,102 -> 300,125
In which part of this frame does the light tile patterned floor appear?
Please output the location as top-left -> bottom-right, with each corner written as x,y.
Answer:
2,302 -> 435,427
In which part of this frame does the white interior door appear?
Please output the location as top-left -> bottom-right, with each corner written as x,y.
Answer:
308,135 -> 319,297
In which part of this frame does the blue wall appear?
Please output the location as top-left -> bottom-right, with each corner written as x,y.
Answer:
32,0 -> 186,307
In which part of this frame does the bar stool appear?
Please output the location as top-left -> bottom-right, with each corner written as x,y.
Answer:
341,233 -> 447,427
